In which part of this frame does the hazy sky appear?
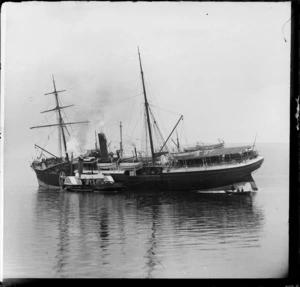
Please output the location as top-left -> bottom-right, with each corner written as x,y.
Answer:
1,1 -> 291,160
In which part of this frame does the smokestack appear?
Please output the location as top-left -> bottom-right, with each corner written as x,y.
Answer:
98,133 -> 108,159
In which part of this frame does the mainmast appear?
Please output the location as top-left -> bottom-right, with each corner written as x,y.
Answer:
138,47 -> 155,164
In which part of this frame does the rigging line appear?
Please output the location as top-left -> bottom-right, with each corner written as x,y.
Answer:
153,122 -> 167,152
128,107 -> 144,148
39,126 -> 56,157
43,93 -> 55,115
145,113 -> 149,157
149,104 -> 170,140
142,71 -> 166,133
149,107 -> 168,151
149,101 -> 182,144
42,96 -> 57,122
139,88 -> 145,154
142,67 -> 172,139
58,98 -> 71,137
36,108 -> 56,136
59,88 -> 71,105
148,103 -> 182,116
125,74 -> 143,141
142,108 -> 149,156
147,99 -> 166,133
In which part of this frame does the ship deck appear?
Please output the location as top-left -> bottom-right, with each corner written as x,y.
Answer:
163,155 -> 264,173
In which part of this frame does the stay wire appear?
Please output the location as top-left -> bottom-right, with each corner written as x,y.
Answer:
124,75 -> 141,145
143,72 -> 169,136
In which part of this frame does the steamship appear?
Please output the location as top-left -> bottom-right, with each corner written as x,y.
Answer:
30,76 -> 111,189
97,48 -> 264,192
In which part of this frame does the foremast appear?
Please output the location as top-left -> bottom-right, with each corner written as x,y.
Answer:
138,47 -> 155,164
30,75 -> 89,162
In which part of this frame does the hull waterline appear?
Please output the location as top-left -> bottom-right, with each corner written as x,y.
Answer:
109,157 -> 264,191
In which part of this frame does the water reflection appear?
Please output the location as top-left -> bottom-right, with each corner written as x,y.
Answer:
142,194 -> 162,278
33,189 -> 264,278
34,190 -> 72,277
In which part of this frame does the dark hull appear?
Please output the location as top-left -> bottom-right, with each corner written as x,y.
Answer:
64,182 -> 125,192
32,162 -> 74,189
64,185 -> 93,192
110,157 -> 264,191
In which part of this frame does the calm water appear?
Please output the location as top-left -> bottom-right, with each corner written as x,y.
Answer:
3,143 -> 289,278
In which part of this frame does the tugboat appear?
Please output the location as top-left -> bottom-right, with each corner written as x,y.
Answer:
62,156 -> 125,192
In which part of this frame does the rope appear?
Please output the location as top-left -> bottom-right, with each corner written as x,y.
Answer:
149,107 -> 169,153
148,103 -> 182,116
141,66 -> 170,139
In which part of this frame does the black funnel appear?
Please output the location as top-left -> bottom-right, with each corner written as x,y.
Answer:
98,133 -> 108,158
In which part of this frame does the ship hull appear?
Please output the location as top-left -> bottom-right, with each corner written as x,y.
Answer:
32,162 -> 74,190
109,157 -> 264,191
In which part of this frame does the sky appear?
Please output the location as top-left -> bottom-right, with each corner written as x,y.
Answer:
1,1 -> 291,162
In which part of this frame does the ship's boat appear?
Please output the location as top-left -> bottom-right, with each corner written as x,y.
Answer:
98,48 -> 264,192
224,190 -> 252,195
97,162 -> 118,170
170,150 -> 202,161
119,162 -> 143,170
183,140 -> 225,152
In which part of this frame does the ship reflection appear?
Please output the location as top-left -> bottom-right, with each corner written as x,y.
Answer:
33,188 -> 264,278
128,190 -> 263,235
126,190 -> 264,277
142,194 -> 162,278
34,189 -> 72,277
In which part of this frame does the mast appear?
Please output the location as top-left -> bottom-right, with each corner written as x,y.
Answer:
52,75 -> 69,161
57,113 -> 62,157
30,75 -> 89,162
138,47 -> 155,164
120,121 -> 123,157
